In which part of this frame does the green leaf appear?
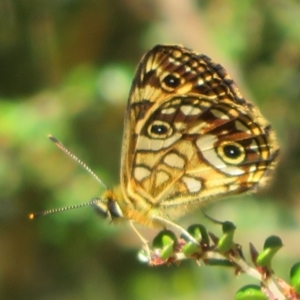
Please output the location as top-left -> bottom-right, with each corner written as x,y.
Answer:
222,221 -> 236,233
182,242 -> 200,256
235,285 -> 268,300
290,261 -> 300,294
217,222 -> 236,252
187,224 -> 208,242
152,230 -> 177,260
256,236 -> 283,267
182,224 -> 208,256
263,235 -> 283,249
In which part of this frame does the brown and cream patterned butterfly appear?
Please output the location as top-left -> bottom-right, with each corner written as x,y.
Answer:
30,44 -> 279,244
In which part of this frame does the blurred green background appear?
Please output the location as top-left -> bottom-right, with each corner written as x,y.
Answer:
1,1 -> 300,299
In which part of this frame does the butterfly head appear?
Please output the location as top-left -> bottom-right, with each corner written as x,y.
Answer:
91,190 -> 124,222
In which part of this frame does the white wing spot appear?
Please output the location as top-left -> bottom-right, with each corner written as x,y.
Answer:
173,50 -> 182,58
249,165 -> 257,173
134,166 -> 151,181
161,107 -> 176,114
180,105 -> 201,116
185,66 -> 191,72
228,183 -> 240,192
136,133 -> 181,151
172,60 -> 181,66
174,122 -> 186,131
235,120 -> 250,133
197,77 -> 204,85
211,109 -> 230,120
182,176 -> 202,193
187,122 -> 209,134
155,171 -> 170,186
249,140 -> 259,153
164,153 -> 185,169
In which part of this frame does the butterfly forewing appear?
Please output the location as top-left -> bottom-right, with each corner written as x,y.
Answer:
120,45 -> 278,225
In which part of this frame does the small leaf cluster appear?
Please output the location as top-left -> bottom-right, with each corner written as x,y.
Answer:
138,221 -> 300,300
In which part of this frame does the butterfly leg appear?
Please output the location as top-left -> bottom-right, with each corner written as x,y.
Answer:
152,216 -> 199,245
129,220 -> 151,259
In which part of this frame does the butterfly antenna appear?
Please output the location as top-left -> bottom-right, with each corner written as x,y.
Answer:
28,202 -> 92,219
48,134 -> 107,189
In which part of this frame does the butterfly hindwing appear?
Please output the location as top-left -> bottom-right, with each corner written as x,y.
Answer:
119,44 -> 279,223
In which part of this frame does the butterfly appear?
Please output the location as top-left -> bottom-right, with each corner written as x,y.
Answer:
31,45 -> 279,246
96,44 -> 279,228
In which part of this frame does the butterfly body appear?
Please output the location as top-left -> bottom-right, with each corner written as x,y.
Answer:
99,45 -> 279,228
